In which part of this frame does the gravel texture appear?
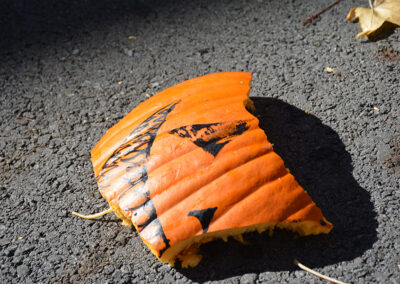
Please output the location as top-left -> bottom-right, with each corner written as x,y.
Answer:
0,0 -> 399,283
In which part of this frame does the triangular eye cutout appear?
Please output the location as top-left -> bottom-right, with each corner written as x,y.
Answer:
169,121 -> 250,157
188,207 -> 218,233
84,72 -> 332,268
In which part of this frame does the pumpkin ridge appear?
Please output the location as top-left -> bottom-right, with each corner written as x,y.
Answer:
114,130 -> 269,217
159,93 -> 248,123
283,202 -> 316,223
143,126 -> 261,178
152,145 -> 275,226
95,96 -> 253,178
155,105 -> 254,141
92,76 -> 250,160
91,72 -> 251,175
119,92 -> 247,147
209,174 -> 329,235
140,135 -> 272,212
150,117 -> 258,145
211,173 -> 305,227
189,157 -> 290,236
92,100 -> 181,178
279,188 -> 316,223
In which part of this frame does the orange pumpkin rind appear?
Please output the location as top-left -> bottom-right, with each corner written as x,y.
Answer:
85,72 -> 332,267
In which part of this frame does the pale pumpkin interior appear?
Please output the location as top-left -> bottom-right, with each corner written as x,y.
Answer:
161,219 -> 331,268
114,202 -> 331,268
108,197 -> 331,268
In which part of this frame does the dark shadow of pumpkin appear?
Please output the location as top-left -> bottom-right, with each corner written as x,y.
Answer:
177,97 -> 377,281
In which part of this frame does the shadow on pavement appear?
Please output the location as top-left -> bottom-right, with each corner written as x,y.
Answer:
177,97 -> 377,281
0,0 -> 155,56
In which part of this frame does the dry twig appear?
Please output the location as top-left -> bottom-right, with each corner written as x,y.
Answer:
302,0 -> 342,24
16,116 -> 34,122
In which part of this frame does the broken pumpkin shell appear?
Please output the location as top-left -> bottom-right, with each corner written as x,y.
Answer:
76,72 -> 332,267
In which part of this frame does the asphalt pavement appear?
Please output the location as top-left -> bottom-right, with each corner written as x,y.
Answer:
0,0 -> 399,283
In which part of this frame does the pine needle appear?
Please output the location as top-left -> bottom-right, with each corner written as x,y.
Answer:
294,258 -> 348,284
72,207 -> 113,219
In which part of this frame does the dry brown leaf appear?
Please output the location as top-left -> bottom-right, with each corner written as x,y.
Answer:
347,0 -> 400,39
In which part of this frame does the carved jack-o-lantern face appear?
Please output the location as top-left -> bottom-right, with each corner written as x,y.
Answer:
90,72 -> 332,267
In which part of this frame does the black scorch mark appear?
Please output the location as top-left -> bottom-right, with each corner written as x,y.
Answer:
169,121 -> 250,157
97,101 -> 180,257
188,207 -> 218,233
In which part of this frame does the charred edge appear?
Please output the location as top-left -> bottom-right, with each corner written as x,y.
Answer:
169,121 -> 250,157
117,166 -> 148,201
232,121 -> 249,135
96,102 -> 179,258
98,101 -> 179,200
99,101 -> 180,174
153,219 -> 171,257
124,200 -> 171,258
169,123 -> 221,139
188,207 -> 218,233
125,101 -> 181,139
120,185 -> 150,214
129,170 -> 148,187
133,199 -> 158,230
189,123 -> 220,135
